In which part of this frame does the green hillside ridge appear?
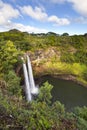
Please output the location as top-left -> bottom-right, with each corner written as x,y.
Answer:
0,29 -> 87,129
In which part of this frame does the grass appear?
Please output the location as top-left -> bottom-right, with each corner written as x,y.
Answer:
34,60 -> 87,86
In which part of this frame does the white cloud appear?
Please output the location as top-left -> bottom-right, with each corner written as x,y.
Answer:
48,15 -> 70,25
20,5 -> 70,25
49,0 -> 87,17
0,0 -> 20,25
0,22 -> 48,33
12,23 -> 48,33
68,0 -> 87,17
73,16 -> 87,24
0,1 -> 48,33
0,0 -> 71,34
20,5 -> 48,21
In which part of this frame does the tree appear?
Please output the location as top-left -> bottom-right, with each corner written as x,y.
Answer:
84,33 -> 87,37
5,70 -> 21,96
62,33 -> 69,36
37,82 -> 53,104
47,32 -> 57,36
0,40 -> 19,74
74,107 -> 87,130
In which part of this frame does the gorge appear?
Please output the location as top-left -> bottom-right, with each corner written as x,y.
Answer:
21,53 -> 87,110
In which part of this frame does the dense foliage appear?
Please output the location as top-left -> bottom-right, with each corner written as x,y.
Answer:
0,81 -> 87,129
0,30 -> 87,64
0,29 -> 87,129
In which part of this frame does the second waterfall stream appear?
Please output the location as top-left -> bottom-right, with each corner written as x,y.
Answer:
27,55 -> 39,95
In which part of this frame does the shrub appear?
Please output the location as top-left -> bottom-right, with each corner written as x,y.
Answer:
5,70 -> 21,96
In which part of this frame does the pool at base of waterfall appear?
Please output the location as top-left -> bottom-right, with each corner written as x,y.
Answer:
39,75 -> 87,111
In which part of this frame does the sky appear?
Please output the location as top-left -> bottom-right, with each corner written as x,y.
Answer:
0,0 -> 87,35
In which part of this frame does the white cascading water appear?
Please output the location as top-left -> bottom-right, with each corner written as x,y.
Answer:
22,57 -> 32,101
27,55 -> 39,95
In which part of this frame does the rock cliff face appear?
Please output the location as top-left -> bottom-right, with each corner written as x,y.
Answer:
29,47 -> 61,61
16,47 -> 61,74
16,46 -> 77,76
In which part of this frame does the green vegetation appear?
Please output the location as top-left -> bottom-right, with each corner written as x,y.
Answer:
0,29 -> 87,129
4,70 -> 21,96
0,81 -> 87,129
37,61 -> 87,85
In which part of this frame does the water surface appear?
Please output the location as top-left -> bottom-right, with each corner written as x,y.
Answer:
40,75 -> 87,110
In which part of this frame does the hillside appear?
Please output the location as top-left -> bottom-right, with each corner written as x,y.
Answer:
0,29 -> 87,129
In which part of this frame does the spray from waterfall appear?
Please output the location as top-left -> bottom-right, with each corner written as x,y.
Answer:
22,57 -> 32,101
27,55 -> 39,95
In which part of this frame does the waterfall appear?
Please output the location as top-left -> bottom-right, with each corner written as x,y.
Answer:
27,55 -> 39,95
22,58 -> 32,101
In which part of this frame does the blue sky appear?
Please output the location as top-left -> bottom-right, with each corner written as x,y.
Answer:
0,0 -> 87,35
